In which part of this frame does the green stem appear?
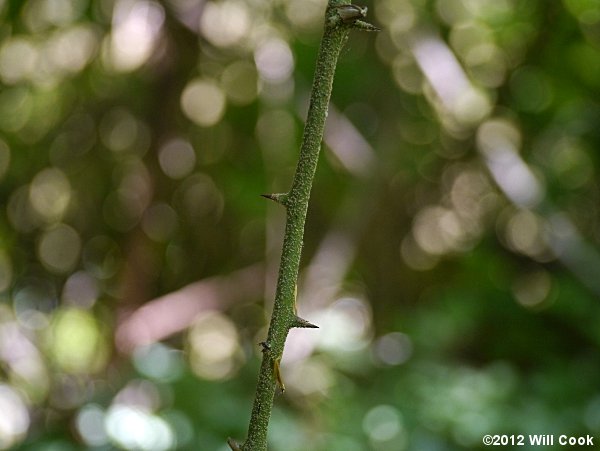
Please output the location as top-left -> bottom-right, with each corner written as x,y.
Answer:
231,3 -> 376,450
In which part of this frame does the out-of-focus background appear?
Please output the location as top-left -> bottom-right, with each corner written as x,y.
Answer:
1,0 -> 599,449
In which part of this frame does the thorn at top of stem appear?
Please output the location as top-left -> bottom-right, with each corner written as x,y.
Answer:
352,19 -> 380,32
336,4 -> 367,23
329,3 -> 380,31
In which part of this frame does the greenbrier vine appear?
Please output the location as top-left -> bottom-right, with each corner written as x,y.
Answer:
228,3 -> 378,450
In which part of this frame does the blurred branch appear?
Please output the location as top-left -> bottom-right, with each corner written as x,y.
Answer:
234,2 -> 378,450
115,264 -> 264,354
410,31 -> 600,295
477,123 -> 600,295
323,103 -> 377,178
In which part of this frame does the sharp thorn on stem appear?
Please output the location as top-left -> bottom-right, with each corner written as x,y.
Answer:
260,193 -> 288,206
291,315 -> 319,329
353,20 -> 380,32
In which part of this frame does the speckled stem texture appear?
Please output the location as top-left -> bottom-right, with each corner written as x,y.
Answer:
235,2 -> 369,450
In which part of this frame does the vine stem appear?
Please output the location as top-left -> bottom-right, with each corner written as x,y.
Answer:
229,3 -> 377,450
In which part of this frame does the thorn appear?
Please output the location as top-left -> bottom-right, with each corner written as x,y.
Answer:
273,358 -> 285,393
352,20 -> 380,32
227,438 -> 242,451
291,315 -> 319,329
260,193 -> 288,206
293,284 -> 298,315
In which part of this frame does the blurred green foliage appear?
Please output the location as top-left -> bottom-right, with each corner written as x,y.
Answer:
0,0 -> 599,449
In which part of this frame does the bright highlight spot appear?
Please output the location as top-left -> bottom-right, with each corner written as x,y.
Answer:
221,61 -> 259,105
105,405 -> 174,451
29,167 -> 71,222
158,139 -> 196,179
77,404 -> 109,447
38,223 -> 81,274
188,312 -> 241,380
23,0 -> 83,31
48,308 -> 108,374
63,271 -> 99,308
411,34 -> 492,125
46,25 -> 99,77
107,0 -> 165,72
0,384 -> 30,449
363,404 -> 403,443
373,332 -> 413,366
283,358 -> 333,396
478,119 -> 543,208
412,206 -> 469,256
180,79 -> 226,127
504,209 -> 548,259
254,38 -> 294,82
315,297 -> 372,352
200,0 -> 251,48
285,0 -> 323,32
0,37 -> 38,84
133,343 -> 184,382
